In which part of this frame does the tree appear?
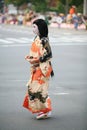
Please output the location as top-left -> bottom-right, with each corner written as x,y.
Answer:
31,0 -> 47,12
5,0 -> 29,6
0,0 -> 4,13
60,0 -> 83,6
69,0 -> 83,7
60,0 -> 83,14
4,0 -> 84,13
5,0 -> 47,12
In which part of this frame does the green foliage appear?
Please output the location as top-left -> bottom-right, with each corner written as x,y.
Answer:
69,0 -> 83,7
77,4 -> 83,13
5,0 -> 84,13
31,0 -> 47,12
60,0 -> 67,5
0,0 -> 4,13
57,1 -> 65,13
47,1 -> 65,14
60,0 -> 83,14
60,0 -> 83,7
5,0 -> 29,6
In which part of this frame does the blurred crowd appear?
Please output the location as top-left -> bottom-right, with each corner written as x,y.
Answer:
0,5 -> 87,30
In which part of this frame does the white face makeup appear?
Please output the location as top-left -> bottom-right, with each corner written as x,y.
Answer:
32,24 -> 39,35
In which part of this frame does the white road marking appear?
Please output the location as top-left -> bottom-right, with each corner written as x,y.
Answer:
50,43 -> 87,46
20,37 -> 30,41
0,39 -> 14,44
50,37 -> 87,43
0,44 -> 28,47
1,27 -> 30,34
0,35 -> 87,47
0,43 -> 87,47
52,92 -> 69,95
6,38 -> 28,43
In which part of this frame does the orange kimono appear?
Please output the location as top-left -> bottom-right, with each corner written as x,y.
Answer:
23,36 -> 53,114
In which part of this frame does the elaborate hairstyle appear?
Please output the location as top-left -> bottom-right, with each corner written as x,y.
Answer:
33,19 -> 48,39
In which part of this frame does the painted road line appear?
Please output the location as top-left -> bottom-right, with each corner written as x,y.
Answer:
0,43 -> 87,47
0,44 -> 29,47
20,38 -> 33,42
6,38 -> 28,43
52,92 -> 69,95
0,39 -> 14,44
50,43 -> 87,46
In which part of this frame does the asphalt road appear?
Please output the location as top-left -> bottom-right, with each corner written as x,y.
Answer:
0,25 -> 87,130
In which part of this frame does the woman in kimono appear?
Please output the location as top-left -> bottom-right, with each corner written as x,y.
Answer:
23,19 -> 54,119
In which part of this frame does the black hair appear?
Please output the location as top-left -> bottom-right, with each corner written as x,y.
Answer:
33,19 -> 48,39
33,19 -> 54,77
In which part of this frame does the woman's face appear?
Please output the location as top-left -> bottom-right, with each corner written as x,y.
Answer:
32,24 -> 39,35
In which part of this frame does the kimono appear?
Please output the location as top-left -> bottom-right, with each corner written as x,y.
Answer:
23,36 -> 53,114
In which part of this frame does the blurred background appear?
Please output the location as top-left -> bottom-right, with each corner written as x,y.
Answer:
0,1 -> 87,130
0,0 -> 87,29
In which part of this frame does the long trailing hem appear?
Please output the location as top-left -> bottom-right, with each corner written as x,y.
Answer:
23,93 -> 52,114
23,36 -> 53,114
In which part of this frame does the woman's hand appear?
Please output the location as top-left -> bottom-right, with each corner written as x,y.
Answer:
25,55 -> 30,60
25,55 -> 39,64
29,58 -> 39,64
